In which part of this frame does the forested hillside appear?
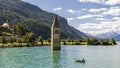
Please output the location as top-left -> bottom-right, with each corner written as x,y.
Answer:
0,0 -> 87,39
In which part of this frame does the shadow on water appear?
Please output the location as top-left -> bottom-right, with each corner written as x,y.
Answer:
51,50 -> 61,68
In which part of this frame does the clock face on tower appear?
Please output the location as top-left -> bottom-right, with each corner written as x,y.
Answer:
55,30 -> 59,34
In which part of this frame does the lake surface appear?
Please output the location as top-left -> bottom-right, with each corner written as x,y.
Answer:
0,45 -> 120,68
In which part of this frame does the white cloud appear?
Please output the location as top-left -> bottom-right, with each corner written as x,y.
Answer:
89,8 -> 107,13
102,6 -> 120,16
67,18 -> 74,22
78,19 -> 120,36
78,0 -> 102,3
67,9 -> 81,14
53,7 -> 62,11
78,0 -> 120,5
82,8 -> 87,11
96,18 -> 110,21
77,14 -> 103,19
113,17 -> 120,20
89,6 -> 120,16
67,9 -> 74,13
106,0 -> 120,5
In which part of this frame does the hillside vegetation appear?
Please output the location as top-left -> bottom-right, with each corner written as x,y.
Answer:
0,0 -> 87,39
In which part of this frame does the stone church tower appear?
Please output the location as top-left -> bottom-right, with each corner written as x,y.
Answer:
51,16 -> 61,50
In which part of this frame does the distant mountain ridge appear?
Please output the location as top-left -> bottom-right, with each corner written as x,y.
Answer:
96,31 -> 120,41
0,0 -> 87,39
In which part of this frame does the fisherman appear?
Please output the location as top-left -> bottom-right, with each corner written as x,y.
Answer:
82,58 -> 85,62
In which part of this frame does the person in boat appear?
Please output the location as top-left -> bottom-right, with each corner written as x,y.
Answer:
82,58 -> 85,62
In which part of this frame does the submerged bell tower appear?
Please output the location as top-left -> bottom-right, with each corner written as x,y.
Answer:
51,15 -> 61,50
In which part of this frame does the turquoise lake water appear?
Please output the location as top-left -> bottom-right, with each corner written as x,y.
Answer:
0,45 -> 120,68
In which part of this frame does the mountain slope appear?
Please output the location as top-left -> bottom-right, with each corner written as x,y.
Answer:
0,0 -> 87,39
70,26 -> 87,37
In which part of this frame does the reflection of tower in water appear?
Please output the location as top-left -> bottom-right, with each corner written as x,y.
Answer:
51,51 -> 61,68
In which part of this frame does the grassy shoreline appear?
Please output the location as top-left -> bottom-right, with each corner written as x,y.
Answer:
0,41 -> 116,48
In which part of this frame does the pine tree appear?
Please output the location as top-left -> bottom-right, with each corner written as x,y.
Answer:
2,35 -> 7,45
38,36 -> 43,46
108,38 -> 116,45
9,36 -> 14,44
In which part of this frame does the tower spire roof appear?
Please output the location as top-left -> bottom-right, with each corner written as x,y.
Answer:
52,15 -> 60,28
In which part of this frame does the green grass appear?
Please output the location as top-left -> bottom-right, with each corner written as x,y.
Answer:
0,41 -> 114,47
0,41 -> 88,47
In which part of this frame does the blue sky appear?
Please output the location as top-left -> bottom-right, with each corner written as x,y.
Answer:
22,0 -> 120,36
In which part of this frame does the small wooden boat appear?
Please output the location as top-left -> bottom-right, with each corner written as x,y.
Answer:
76,58 -> 85,63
